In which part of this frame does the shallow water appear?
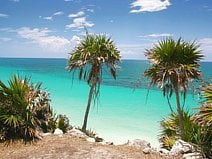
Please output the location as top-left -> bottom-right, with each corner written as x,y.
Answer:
0,58 -> 211,146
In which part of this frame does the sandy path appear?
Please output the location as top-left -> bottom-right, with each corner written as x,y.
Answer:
0,135 -> 174,159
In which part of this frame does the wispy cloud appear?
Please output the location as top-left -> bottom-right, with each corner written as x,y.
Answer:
199,38 -> 212,61
53,11 -> 64,16
10,0 -> 20,2
68,11 -> 84,18
40,11 -> 63,21
130,0 -> 171,13
17,27 -> 71,52
66,17 -> 94,29
64,0 -> 80,2
43,16 -> 53,21
0,37 -> 12,42
118,43 -> 152,59
139,33 -> 173,38
0,13 -> 9,18
0,27 -> 16,32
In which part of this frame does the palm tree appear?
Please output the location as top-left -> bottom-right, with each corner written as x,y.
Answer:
67,34 -> 121,132
144,38 -> 203,139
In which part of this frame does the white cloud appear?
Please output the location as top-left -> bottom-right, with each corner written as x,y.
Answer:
0,27 -> 16,32
17,27 -> 71,52
87,9 -> 94,13
139,33 -> 173,38
199,38 -> 212,61
10,0 -> 19,2
53,11 -> 64,16
118,43 -> 152,59
0,37 -> 12,42
0,13 -> 9,18
64,0 -> 80,2
70,35 -> 81,45
130,0 -> 171,13
66,17 -> 94,29
43,16 -> 53,21
68,11 -> 84,18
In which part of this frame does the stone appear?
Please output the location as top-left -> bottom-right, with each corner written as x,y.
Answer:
54,128 -> 63,136
95,136 -> 104,142
126,139 -> 151,149
86,137 -> 95,143
158,148 -> 170,154
67,127 -> 87,138
169,139 -> 194,156
40,132 -> 52,137
182,152 -> 203,159
143,147 -> 151,154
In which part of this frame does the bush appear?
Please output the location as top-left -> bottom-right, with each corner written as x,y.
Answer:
55,114 -> 70,133
0,75 -> 54,142
160,109 -> 212,158
160,111 -> 201,150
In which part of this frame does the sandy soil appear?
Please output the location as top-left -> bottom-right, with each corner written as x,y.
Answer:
0,135 -> 178,159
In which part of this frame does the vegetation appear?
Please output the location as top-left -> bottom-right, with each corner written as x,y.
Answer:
144,38 -> 203,139
160,84 -> 212,158
56,114 -> 71,133
160,111 -> 201,150
193,85 -> 212,157
67,33 -> 121,132
0,75 -> 69,142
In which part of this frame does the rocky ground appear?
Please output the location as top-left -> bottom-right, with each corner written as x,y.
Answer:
0,134 -> 176,159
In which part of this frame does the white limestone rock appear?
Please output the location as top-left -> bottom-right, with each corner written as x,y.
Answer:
40,132 -> 52,137
158,148 -> 170,154
54,128 -> 63,136
143,147 -> 151,154
182,152 -> 203,159
67,127 -> 87,138
127,139 -> 151,149
86,137 -> 95,143
169,139 -> 194,156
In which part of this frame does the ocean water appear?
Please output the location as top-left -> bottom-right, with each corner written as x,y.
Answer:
0,58 -> 211,147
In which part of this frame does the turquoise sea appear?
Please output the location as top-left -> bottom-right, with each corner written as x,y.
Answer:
0,58 -> 211,147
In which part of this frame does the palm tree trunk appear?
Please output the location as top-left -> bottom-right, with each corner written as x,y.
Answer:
82,81 -> 95,132
174,86 -> 184,139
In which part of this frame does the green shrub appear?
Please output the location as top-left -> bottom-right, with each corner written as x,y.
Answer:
56,114 -> 70,133
193,85 -> 212,158
0,75 -> 54,142
160,111 -> 201,150
160,109 -> 212,158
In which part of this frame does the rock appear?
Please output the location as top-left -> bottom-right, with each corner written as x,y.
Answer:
100,141 -> 113,145
54,128 -> 63,136
40,132 -> 52,137
67,127 -> 87,138
158,148 -> 170,154
105,141 -> 113,145
143,147 -> 151,154
95,136 -> 104,142
126,139 -> 151,149
182,152 -> 203,159
169,139 -> 194,156
86,137 -> 95,143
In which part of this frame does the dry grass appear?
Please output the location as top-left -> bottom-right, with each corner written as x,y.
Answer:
0,135 -> 178,159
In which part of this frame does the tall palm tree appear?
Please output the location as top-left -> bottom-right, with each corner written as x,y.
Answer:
67,34 -> 121,132
144,38 -> 203,139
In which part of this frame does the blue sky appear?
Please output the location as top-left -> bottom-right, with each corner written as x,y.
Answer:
0,0 -> 212,61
